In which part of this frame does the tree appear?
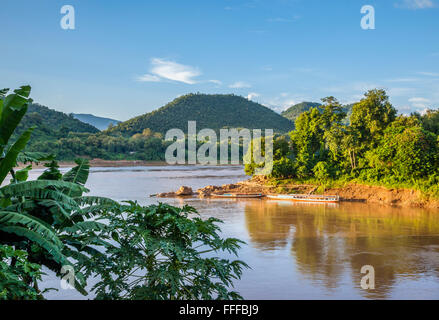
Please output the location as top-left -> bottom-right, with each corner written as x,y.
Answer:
365,116 -> 438,181
350,89 -> 396,150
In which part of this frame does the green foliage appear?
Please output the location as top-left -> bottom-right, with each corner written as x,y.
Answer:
364,116 -> 438,182
0,245 -> 44,300
0,86 -> 33,184
350,89 -> 397,149
23,130 -> 170,161
246,89 -> 439,195
415,109 -> 439,135
313,161 -> 330,181
281,101 -> 353,125
281,102 -> 323,123
84,202 -> 248,300
271,156 -> 295,179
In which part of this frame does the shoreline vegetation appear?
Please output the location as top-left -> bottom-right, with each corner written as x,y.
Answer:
18,158 -> 436,209
157,175 -> 439,209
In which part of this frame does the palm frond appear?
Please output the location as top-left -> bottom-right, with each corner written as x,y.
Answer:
63,159 -> 90,186
0,128 -> 34,184
0,180 -> 88,198
0,210 -> 63,248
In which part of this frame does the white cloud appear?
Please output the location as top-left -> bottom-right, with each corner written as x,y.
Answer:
387,87 -> 416,97
229,81 -> 251,89
395,0 -> 436,9
386,78 -> 420,83
247,92 -> 260,100
138,58 -> 201,84
208,79 -> 222,86
136,74 -> 161,82
263,93 -> 308,113
409,97 -> 430,103
417,71 -> 439,77
409,97 -> 431,110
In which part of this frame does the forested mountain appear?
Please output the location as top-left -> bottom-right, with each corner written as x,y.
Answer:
106,94 -> 294,136
13,103 -> 99,145
72,113 -> 120,131
281,101 -> 354,125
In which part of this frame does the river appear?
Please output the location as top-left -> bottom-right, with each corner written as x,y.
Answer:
29,165 -> 439,300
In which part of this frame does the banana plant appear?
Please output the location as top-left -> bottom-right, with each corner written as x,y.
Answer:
0,87 -> 110,296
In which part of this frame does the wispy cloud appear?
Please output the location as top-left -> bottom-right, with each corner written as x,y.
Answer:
386,78 -> 420,83
136,74 -> 161,82
417,71 -> 439,77
395,0 -> 436,9
263,93 -> 310,113
409,97 -> 430,103
208,79 -> 222,86
408,97 -> 431,112
247,92 -> 260,101
137,58 -> 201,84
267,16 -> 300,23
229,81 -> 251,88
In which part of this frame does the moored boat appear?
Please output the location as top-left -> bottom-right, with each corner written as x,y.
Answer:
266,194 -> 339,203
211,193 -> 264,199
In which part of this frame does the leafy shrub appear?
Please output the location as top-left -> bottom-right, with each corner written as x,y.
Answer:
0,245 -> 44,300
86,202 -> 249,300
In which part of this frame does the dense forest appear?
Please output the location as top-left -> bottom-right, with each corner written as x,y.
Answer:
106,93 -> 294,136
18,94 -> 296,161
12,103 -> 168,161
246,90 -> 439,196
13,92 -> 439,172
281,101 -> 354,125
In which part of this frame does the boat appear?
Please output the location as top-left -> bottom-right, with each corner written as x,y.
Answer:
211,193 -> 264,199
266,194 -> 339,203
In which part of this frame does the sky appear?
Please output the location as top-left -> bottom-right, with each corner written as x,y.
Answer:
1,0 -> 438,121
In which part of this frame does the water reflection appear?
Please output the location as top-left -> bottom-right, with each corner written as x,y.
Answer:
244,201 -> 439,299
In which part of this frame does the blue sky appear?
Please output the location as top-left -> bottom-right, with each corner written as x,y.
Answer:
1,0 -> 438,120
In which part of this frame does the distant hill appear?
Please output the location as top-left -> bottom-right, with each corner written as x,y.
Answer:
107,94 -> 294,136
72,113 -> 120,131
281,101 -> 354,125
13,103 -> 99,146
281,102 -> 322,122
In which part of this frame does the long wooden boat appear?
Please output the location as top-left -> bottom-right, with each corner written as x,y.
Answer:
266,194 -> 339,203
211,193 -> 264,199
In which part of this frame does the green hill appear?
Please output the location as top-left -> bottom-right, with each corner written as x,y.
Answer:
13,103 -> 99,147
281,102 -> 322,122
106,94 -> 294,136
72,113 -> 120,131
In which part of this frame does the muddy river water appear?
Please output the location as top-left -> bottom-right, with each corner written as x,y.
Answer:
29,165 -> 439,299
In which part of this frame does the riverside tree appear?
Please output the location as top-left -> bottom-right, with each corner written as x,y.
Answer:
245,89 -> 439,194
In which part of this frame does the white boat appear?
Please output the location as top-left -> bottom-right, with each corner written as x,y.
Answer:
211,193 -> 264,199
266,194 -> 339,203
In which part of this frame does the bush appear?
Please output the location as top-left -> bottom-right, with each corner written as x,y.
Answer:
85,202 -> 249,300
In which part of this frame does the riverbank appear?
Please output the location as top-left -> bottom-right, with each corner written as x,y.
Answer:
159,175 -> 439,209
19,159 -> 169,169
